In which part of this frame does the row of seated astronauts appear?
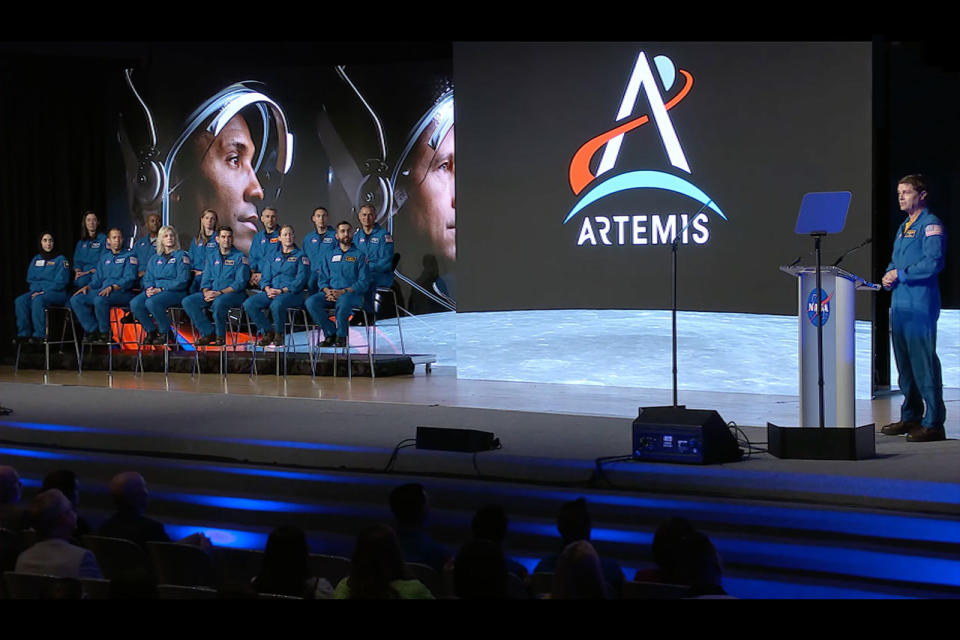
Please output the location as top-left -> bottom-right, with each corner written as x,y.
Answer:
15,206 -> 393,351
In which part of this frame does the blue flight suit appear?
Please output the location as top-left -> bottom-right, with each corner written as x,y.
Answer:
182,248 -> 251,339
353,224 -> 394,311
133,236 -> 158,288
187,236 -> 218,294
303,227 -> 337,294
243,247 -> 310,336
249,228 -> 281,278
886,208 -> 947,430
72,233 -> 107,289
69,249 -> 138,334
15,254 -> 71,339
129,250 -> 192,333
306,244 -> 371,339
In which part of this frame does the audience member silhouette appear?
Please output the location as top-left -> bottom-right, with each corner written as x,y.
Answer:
453,538 -> 508,599
672,531 -> 729,598
0,465 -> 28,534
334,524 -> 434,599
0,466 -> 26,574
253,525 -> 333,599
389,483 -> 450,574
471,504 -> 529,580
41,469 -> 91,543
98,471 -> 209,550
550,540 -> 611,599
534,497 -> 624,596
634,516 -> 699,583
15,489 -> 101,579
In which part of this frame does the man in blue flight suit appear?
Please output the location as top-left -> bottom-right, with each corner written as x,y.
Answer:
880,175 -> 947,442
69,228 -> 138,344
243,225 -> 310,346
248,207 -> 281,288
306,221 -> 371,348
303,207 -> 337,295
353,204 -> 394,316
182,226 -> 251,346
133,213 -> 162,284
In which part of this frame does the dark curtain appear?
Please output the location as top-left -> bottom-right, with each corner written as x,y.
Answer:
0,58 -> 113,359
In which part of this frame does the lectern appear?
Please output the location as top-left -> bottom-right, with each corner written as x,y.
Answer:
768,192 -> 878,460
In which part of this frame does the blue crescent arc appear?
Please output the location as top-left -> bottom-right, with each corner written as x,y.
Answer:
562,171 -> 727,224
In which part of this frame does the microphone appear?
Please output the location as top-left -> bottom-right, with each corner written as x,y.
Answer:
833,238 -> 871,267
788,256 -> 802,267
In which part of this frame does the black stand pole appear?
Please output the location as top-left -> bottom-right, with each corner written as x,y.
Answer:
812,232 -> 826,429
672,235 -> 679,408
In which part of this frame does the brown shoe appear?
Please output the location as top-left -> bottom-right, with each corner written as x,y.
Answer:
196,334 -> 216,346
880,421 -> 921,436
258,331 -> 276,347
905,425 -> 946,443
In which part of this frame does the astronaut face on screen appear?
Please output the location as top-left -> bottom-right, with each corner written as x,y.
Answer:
400,124 -> 455,264
184,113 -> 265,255
391,92 -> 456,272
119,71 -> 292,258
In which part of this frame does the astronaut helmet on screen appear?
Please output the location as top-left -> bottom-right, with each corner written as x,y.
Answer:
118,69 -> 294,256
388,87 -> 455,267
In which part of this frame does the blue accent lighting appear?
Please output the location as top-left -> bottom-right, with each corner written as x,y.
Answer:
165,525 -> 268,549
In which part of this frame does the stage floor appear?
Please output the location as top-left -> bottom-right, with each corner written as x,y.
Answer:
1,367 -> 957,512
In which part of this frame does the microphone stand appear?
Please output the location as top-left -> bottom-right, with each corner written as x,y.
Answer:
812,232 -> 826,429
671,200 -> 711,409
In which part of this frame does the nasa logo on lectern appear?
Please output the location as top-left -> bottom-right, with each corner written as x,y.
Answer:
562,51 -> 726,248
806,288 -> 832,327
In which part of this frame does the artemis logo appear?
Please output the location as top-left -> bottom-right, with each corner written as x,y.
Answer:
563,51 -> 726,247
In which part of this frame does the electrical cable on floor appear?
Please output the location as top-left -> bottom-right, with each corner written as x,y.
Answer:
727,421 -> 766,456
470,440 -> 502,478
384,438 -> 417,472
590,455 -> 635,488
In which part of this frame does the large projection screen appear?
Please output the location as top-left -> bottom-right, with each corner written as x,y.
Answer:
455,42 -> 873,318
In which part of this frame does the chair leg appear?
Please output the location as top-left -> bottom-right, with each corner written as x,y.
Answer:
67,309 -> 80,372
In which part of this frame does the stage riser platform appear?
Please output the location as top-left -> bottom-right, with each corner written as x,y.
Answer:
12,351 -> 415,377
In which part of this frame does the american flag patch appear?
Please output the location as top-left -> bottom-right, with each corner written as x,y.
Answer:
925,224 -> 943,236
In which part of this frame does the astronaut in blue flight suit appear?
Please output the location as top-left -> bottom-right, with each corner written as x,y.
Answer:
129,225 -> 192,345
248,207 -> 282,288
133,213 -> 162,285
303,207 -> 337,295
187,209 -> 219,294
880,175 -> 947,442
353,204 -> 394,314
243,225 -> 310,347
306,221 -> 371,348
182,226 -> 251,346
72,211 -> 107,290
69,228 -> 138,344
15,233 -> 71,343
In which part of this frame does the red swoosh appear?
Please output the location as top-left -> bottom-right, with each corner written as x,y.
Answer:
569,69 -> 693,196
